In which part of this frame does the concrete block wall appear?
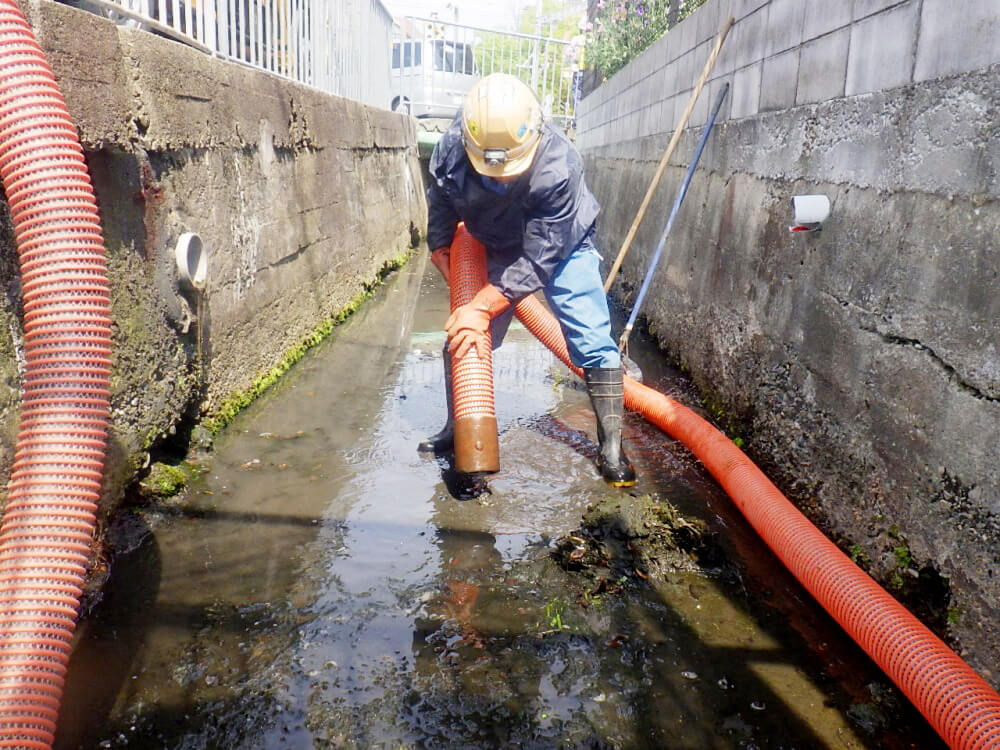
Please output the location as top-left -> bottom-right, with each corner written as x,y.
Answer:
578,0 -> 1000,152
575,0 -> 1000,685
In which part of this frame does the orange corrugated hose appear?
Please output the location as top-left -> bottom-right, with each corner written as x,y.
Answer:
448,225 -> 499,473
505,281 -> 1000,749
0,3 -> 113,748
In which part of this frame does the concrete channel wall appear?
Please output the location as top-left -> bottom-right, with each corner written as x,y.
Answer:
0,1 -> 426,495
576,0 -> 1000,682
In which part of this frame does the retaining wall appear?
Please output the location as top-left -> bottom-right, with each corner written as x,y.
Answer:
577,0 -> 1000,682
0,1 -> 426,497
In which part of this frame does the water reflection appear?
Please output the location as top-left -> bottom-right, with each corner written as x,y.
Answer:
57,258 -> 941,749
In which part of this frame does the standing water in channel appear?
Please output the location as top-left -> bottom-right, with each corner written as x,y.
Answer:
56,258 -> 940,748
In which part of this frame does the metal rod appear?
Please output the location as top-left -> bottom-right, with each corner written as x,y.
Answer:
251,0 -> 259,66
604,16 -> 734,292
268,0 -> 275,72
619,83 -> 729,353
236,0 -> 245,61
202,0 -> 208,46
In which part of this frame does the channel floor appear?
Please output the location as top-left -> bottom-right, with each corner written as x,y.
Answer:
57,258 -> 942,749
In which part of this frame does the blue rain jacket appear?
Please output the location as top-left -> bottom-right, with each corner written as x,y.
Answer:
426,113 -> 601,302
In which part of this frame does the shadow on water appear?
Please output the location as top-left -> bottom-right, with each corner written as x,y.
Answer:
58,257 -> 943,749
57,513 -> 162,748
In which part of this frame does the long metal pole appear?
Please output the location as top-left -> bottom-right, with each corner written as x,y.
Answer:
530,0 -> 541,90
618,83 -> 729,354
604,16 -> 733,292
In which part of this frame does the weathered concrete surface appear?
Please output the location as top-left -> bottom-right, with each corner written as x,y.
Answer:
0,1 -> 426,497
582,60 -> 1000,685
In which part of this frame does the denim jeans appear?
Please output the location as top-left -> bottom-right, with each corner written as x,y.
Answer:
489,235 -> 620,369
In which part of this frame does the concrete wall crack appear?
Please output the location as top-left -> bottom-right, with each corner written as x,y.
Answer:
823,290 -> 998,403
861,326 -> 999,404
265,238 -> 333,270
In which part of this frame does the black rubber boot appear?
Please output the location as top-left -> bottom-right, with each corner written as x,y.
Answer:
417,347 -> 454,453
584,366 -> 636,487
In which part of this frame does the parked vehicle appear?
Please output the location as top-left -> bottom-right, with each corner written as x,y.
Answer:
390,16 -> 576,122
390,24 -> 477,119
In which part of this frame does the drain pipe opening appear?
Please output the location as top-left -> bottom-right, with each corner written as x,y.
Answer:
175,231 -> 208,291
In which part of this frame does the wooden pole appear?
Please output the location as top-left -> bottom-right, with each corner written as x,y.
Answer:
603,15 -> 734,292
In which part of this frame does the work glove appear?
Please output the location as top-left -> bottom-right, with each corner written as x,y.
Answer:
445,284 -> 510,360
430,246 -> 451,283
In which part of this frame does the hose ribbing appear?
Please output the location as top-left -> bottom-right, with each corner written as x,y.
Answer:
0,4 -> 112,748
511,292 -> 1000,749
448,226 -> 499,473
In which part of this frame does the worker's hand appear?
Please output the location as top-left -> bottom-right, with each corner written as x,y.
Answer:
430,246 -> 451,283
444,300 -> 491,336
445,301 -> 491,360
448,326 -> 490,360
444,285 -> 509,360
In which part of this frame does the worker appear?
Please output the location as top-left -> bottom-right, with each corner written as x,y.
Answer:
417,73 -> 635,488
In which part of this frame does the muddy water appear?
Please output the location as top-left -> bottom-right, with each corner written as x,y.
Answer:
58,258 -> 941,749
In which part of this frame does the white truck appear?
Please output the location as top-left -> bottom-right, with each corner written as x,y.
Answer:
390,32 -> 477,119
390,16 -> 575,157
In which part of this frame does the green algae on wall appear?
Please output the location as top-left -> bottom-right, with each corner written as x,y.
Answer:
139,461 -> 190,498
202,251 -> 413,435
103,247 -> 199,492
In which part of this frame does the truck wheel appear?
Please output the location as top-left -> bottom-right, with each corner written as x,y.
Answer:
391,96 -> 411,115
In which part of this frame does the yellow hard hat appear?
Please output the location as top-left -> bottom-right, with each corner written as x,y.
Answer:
461,73 -> 543,178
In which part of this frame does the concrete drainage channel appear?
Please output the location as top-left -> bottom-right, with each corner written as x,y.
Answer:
2,5 -> 997,747
54,260 -> 945,749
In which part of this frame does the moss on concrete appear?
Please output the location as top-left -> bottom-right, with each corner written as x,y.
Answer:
101,246 -> 197,501
697,393 -> 748,449
139,461 -> 190,498
202,251 -> 411,434
0,205 -> 21,480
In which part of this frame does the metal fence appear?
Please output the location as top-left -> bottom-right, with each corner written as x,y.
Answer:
61,1 -> 581,125
65,0 -> 393,108
391,16 -> 579,127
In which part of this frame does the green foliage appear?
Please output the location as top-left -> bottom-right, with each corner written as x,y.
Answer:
700,396 -> 727,423
474,31 -> 576,118
586,0 -> 708,80
544,598 -> 568,629
946,607 -> 961,626
518,0 -> 581,39
887,543 -> 913,590
848,543 -> 871,567
468,1 -> 587,120
893,544 -> 913,569
699,395 -> 745,448
550,371 -> 570,392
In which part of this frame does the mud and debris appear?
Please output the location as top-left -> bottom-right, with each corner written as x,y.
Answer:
553,491 -> 727,585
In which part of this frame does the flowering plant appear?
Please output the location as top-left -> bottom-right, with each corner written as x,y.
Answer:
586,0 -> 707,80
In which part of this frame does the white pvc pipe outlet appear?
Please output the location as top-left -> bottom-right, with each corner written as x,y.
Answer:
789,195 -> 831,232
175,232 -> 208,290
